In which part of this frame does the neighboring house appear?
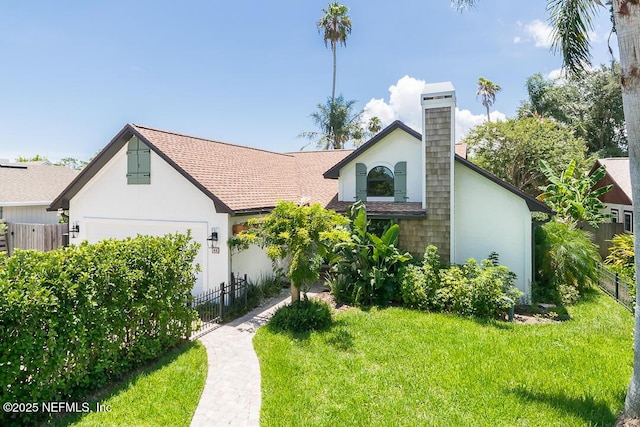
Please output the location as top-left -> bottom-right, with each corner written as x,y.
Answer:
49,82 -> 550,300
591,158 -> 633,232
0,161 -> 79,224
324,82 -> 551,299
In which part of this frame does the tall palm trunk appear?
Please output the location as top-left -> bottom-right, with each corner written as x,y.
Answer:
486,104 -> 491,122
332,42 -> 337,102
619,0 -> 640,417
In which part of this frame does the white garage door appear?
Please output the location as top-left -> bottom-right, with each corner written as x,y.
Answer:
83,217 -> 208,294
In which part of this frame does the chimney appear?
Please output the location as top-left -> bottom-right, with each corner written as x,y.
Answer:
421,82 -> 456,263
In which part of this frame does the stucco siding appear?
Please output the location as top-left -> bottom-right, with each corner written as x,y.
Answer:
69,142 -> 229,294
338,128 -> 422,203
229,216 -> 274,285
454,162 -> 532,299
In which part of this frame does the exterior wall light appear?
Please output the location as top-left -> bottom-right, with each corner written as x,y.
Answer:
70,222 -> 80,239
207,228 -> 220,254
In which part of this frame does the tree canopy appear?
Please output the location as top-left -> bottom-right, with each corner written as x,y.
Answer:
463,116 -> 586,196
518,65 -> 627,156
232,201 -> 349,302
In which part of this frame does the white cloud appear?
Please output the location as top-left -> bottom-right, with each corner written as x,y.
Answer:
525,20 -> 554,48
547,67 -> 566,80
513,36 -> 521,44
363,75 -> 505,142
362,75 -> 424,131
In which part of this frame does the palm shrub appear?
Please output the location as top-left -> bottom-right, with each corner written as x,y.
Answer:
327,201 -> 412,305
534,221 -> 600,304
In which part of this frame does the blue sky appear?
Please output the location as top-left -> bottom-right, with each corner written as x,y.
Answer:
0,0 -> 617,162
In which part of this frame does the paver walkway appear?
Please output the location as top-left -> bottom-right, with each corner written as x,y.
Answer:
190,285 -> 322,426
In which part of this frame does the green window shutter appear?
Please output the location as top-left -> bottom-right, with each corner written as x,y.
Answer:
394,161 -> 407,202
356,163 -> 367,201
127,137 -> 140,184
126,137 -> 151,185
137,143 -> 151,185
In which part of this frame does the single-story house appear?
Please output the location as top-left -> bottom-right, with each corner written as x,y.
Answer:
591,158 -> 633,232
0,161 -> 79,224
49,82 -> 550,300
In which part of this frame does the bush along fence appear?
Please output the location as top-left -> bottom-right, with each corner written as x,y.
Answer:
191,273 -> 249,339
0,233 -> 199,426
597,263 -> 634,313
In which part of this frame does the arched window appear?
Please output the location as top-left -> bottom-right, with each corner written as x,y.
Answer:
367,166 -> 394,197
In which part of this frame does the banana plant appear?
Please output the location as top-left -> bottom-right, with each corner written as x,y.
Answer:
537,159 -> 612,227
330,201 -> 412,305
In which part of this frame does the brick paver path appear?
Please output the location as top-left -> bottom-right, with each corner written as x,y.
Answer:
190,291 -> 292,426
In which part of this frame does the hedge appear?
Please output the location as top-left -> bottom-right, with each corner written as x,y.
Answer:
0,233 -> 200,425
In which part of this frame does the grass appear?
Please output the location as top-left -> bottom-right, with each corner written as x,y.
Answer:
254,288 -> 633,426
52,341 -> 207,427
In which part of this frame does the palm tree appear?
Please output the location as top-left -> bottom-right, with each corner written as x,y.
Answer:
476,77 -> 501,122
299,95 -> 362,149
317,2 -> 352,102
453,0 -> 640,418
367,116 -> 382,135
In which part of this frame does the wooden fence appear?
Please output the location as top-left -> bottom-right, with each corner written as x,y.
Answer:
581,222 -> 626,259
2,223 -> 68,256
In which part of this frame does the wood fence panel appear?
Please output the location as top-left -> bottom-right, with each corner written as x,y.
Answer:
581,222 -> 626,259
6,223 -> 69,256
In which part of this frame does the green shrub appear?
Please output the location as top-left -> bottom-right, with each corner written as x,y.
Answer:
399,246 -> 521,318
400,264 -> 429,309
0,233 -> 199,426
605,233 -> 635,284
534,221 -> 600,304
328,201 -> 412,305
268,297 -> 332,333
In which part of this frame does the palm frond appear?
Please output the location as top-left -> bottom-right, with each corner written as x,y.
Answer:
547,0 -> 600,75
451,0 -> 478,11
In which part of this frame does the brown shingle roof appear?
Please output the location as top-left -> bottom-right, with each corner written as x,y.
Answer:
49,124 -> 352,214
288,150 -> 354,207
0,163 -> 79,205
595,158 -> 632,204
326,196 -> 426,217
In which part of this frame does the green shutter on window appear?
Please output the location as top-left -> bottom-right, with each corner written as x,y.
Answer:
126,136 -> 151,185
356,163 -> 367,201
127,137 -> 140,184
394,161 -> 407,202
137,144 -> 151,185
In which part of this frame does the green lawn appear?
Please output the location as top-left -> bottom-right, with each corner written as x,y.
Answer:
254,289 -> 633,426
53,341 -> 207,427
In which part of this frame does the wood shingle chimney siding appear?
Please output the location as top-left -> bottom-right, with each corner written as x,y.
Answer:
397,82 -> 456,262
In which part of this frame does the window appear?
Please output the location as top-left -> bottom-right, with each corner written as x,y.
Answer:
367,166 -> 394,197
127,136 -> 151,185
611,209 -> 619,223
624,211 -> 633,233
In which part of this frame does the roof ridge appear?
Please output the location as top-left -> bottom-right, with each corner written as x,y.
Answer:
131,124 -> 293,158
287,149 -> 355,154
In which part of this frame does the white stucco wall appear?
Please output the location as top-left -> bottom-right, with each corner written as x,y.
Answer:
229,216 -> 274,285
454,162 -> 533,300
338,129 -> 422,202
69,142 -> 229,294
2,205 -> 60,224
